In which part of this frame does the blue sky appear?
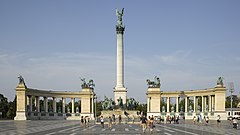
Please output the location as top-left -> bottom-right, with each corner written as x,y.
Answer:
0,0 -> 240,103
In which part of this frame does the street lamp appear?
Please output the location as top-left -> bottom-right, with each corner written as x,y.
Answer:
229,82 -> 234,116
94,95 -> 97,123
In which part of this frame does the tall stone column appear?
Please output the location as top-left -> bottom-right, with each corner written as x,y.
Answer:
202,96 -> 204,112
114,8 -> 127,105
53,97 -> 56,113
147,97 -> 150,112
71,98 -> 75,113
44,97 -> 48,112
209,95 -> 212,112
185,97 -> 188,113
176,97 -> 179,113
167,97 -> 170,113
193,96 -> 196,112
62,98 -> 65,113
29,96 -> 33,112
36,96 -> 40,112
91,97 -> 94,114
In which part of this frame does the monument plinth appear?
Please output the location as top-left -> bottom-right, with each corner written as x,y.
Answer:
114,8 -> 127,105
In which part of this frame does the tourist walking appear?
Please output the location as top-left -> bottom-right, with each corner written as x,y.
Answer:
193,116 -> 197,125
198,115 -> 202,125
84,116 -> 87,127
141,115 -> 147,133
108,116 -> 113,129
112,114 -> 115,123
100,116 -> 104,128
119,115 -> 122,124
206,116 -> 209,126
80,116 -> 84,127
150,115 -> 155,134
217,115 -> 221,127
232,117 -> 238,129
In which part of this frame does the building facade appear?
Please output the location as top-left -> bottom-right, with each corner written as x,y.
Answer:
147,80 -> 227,120
14,79 -> 95,120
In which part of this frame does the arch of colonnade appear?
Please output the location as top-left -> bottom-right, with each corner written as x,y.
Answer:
14,82 -> 95,120
147,84 -> 227,120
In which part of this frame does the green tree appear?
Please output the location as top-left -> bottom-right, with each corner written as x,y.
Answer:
136,103 -> 147,114
225,95 -> 239,108
0,94 -> 9,119
7,96 -> 16,119
96,101 -> 102,117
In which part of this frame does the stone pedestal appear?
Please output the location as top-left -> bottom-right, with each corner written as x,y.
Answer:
81,88 -> 95,120
100,109 -> 138,119
146,87 -> 161,117
14,83 -> 28,120
114,87 -> 127,105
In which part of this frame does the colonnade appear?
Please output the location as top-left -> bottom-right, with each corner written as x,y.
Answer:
14,82 -> 95,120
148,95 -> 215,113
26,96 -> 94,114
147,84 -> 227,120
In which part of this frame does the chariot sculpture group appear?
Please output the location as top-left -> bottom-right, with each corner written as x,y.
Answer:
101,96 -> 139,111
80,78 -> 95,89
146,76 -> 161,88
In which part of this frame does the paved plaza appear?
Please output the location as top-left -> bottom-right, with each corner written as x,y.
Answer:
0,120 -> 239,135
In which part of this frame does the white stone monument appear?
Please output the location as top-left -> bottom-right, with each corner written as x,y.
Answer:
114,8 -> 127,105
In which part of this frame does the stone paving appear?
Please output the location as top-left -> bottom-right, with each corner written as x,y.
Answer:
0,120 -> 239,135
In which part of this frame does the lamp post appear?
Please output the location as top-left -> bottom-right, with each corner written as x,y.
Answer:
229,82 -> 234,116
94,95 -> 97,123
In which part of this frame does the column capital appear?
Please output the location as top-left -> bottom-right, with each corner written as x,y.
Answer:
116,25 -> 125,34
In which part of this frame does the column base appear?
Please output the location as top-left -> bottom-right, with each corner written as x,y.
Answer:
14,112 -> 27,120
114,87 -> 127,105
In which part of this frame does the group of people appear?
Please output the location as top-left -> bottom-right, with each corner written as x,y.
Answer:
80,116 -> 91,127
161,115 -> 180,124
229,116 -> 239,129
193,115 -> 210,126
140,115 -> 155,134
100,114 -> 122,129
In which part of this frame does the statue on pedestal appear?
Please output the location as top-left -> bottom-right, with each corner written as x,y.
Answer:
67,106 -> 70,113
117,97 -> 123,108
171,106 -> 175,112
80,77 -> 95,89
116,8 -> 124,26
146,76 -> 161,88
126,98 -> 139,110
189,105 -> 192,112
162,106 -> 165,112
102,96 -> 115,110
76,107 -> 79,113
217,77 -> 224,87
18,74 -> 27,88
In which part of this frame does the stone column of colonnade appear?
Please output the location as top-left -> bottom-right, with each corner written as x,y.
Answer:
202,96 -> 205,113
71,98 -> 75,114
44,97 -> 48,113
35,96 -> 40,112
62,98 -> 66,113
185,96 -> 188,113
176,97 -> 179,113
166,97 -> 170,113
53,97 -> 56,113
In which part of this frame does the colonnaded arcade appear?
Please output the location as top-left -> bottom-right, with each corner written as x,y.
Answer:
14,76 -> 95,120
147,77 -> 227,120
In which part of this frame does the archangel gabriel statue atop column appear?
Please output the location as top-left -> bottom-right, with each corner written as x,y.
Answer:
116,8 -> 124,26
